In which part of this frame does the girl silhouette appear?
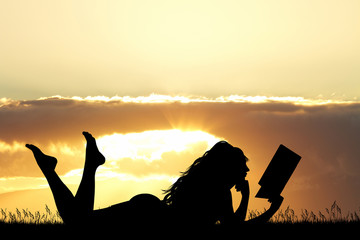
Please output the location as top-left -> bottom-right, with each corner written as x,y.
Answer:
26,132 -> 283,229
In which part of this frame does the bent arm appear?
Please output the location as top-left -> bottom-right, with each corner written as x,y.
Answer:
234,181 -> 249,222
222,180 -> 249,225
222,183 -> 283,225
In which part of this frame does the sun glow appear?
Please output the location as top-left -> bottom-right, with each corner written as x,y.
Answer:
96,129 -> 222,164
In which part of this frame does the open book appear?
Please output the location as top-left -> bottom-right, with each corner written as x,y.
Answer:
255,144 -> 301,199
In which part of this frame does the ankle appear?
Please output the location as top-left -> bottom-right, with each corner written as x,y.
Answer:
42,169 -> 57,179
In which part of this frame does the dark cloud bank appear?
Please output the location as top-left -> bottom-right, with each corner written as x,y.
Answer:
0,97 -> 359,212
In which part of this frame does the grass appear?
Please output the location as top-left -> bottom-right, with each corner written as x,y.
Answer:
0,205 -> 62,224
249,201 -> 360,223
1,201 -> 359,224
1,201 -> 359,237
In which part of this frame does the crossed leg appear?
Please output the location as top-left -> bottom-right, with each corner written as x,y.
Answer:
26,131 -> 105,224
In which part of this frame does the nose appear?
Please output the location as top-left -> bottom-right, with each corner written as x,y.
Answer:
245,165 -> 250,172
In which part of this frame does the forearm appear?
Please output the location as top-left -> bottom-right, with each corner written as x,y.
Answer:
234,194 -> 249,222
233,180 -> 250,223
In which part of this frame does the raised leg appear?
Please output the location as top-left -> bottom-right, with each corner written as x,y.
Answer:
26,131 -> 105,224
74,132 -> 105,214
25,144 -> 76,223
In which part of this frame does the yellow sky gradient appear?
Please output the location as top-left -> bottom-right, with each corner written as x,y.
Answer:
1,0 -> 360,99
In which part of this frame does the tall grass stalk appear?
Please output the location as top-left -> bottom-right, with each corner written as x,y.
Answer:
0,205 -> 62,224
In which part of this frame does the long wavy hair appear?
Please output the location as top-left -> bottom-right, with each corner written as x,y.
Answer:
162,141 -> 248,206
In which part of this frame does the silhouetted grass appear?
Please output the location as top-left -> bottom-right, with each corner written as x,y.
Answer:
249,200 -> 360,223
1,201 -> 359,237
0,204 -> 62,224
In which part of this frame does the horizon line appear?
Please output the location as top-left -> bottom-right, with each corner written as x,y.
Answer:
1,94 -> 359,107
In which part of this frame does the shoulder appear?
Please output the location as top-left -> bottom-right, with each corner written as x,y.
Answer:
211,188 -> 233,211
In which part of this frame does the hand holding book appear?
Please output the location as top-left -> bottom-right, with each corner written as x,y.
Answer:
256,144 -> 301,200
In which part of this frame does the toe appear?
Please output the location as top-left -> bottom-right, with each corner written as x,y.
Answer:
25,144 -> 43,155
83,131 -> 90,137
83,131 -> 94,140
25,144 -> 36,151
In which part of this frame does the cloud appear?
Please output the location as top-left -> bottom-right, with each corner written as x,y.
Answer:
96,129 -> 220,162
0,141 -> 26,153
0,176 -> 47,193
0,95 -> 359,212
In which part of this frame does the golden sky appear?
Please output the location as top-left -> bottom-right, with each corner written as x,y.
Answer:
0,1 -> 360,218
1,0 -> 359,99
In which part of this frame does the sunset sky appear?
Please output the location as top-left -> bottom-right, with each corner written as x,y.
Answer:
1,0 -> 360,218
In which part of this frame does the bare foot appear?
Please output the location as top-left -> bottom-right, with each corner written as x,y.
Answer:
26,144 -> 57,173
82,131 -> 105,169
